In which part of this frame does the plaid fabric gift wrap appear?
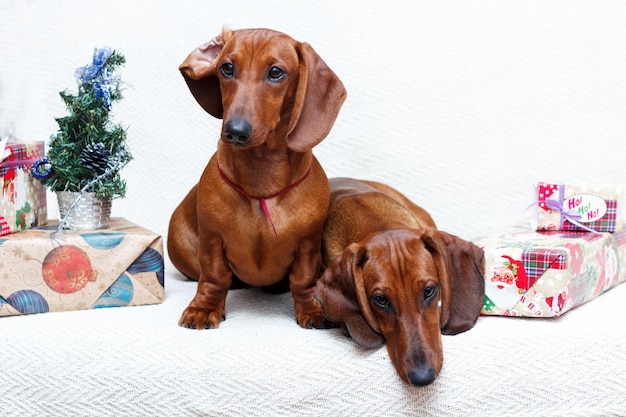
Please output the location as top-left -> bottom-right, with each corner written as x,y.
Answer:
0,218 -> 164,317
0,140 -> 47,236
476,223 -> 626,317
532,182 -> 623,233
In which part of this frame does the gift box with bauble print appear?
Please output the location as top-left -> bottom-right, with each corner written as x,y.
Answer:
0,218 -> 164,316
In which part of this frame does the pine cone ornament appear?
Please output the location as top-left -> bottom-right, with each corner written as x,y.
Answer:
80,142 -> 110,175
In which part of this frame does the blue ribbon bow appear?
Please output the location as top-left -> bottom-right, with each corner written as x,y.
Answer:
74,47 -> 114,110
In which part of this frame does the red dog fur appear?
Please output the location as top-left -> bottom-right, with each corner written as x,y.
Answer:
315,178 -> 485,386
168,28 -> 346,330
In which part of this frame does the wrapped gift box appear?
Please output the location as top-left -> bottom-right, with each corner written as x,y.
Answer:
532,182 -> 622,233
0,140 -> 47,236
476,223 -> 626,317
0,218 -> 164,317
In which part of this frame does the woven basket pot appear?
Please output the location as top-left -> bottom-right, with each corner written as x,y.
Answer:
56,191 -> 112,230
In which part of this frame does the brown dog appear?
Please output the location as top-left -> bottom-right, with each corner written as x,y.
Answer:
168,28 -> 346,330
315,178 -> 485,386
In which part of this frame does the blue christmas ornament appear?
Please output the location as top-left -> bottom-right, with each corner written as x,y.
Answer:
127,247 -> 165,287
127,247 -> 164,274
80,232 -> 125,249
6,290 -> 49,314
94,273 -> 134,308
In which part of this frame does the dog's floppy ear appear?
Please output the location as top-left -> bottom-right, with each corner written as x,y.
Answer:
315,243 -> 384,348
179,29 -> 232,118
421,230 -> 485,335
286,42 -> 347,152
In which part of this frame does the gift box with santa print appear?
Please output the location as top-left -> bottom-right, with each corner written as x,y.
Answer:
532,182 -> 623,233
0,138 -> 48,236
476,223 -> 626,317
0,218 -> 164,317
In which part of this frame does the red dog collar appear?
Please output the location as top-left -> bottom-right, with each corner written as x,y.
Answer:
217,163 -> 312,238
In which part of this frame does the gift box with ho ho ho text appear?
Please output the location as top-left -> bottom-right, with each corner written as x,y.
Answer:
531,182 -> 622,233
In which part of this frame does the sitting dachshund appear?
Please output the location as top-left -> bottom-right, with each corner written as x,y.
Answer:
315,178 -> 485,386
168,28 -> 346,329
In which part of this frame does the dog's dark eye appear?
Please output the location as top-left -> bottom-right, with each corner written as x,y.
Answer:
220,62 -> 234,78
268,66 -> 285,81
424,286 -> 438,302
372,294 -> 390,310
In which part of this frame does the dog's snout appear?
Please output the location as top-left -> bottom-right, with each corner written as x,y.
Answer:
224,118 -> 252,144
407,366 -> 437,387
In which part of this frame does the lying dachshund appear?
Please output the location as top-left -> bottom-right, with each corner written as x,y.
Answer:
168,28 -> 346,329
315,178 -> 485,386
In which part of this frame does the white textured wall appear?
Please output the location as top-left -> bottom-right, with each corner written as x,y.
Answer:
2,0 -> 625,244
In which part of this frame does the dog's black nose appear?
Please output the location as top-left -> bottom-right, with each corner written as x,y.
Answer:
407,367 -> 437,387
224,118 -> 252,144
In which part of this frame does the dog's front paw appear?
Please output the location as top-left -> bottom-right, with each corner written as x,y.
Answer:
298,311 -> 337,329
178,306 -> 225,330
294,295 -> 336,329
295,303 -> 336,329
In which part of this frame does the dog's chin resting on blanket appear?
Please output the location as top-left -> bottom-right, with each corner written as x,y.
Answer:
315,178 -> 485,387
168,27 -> 346,330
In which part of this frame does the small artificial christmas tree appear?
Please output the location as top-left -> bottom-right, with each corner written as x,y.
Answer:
35,47 -> 132,200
